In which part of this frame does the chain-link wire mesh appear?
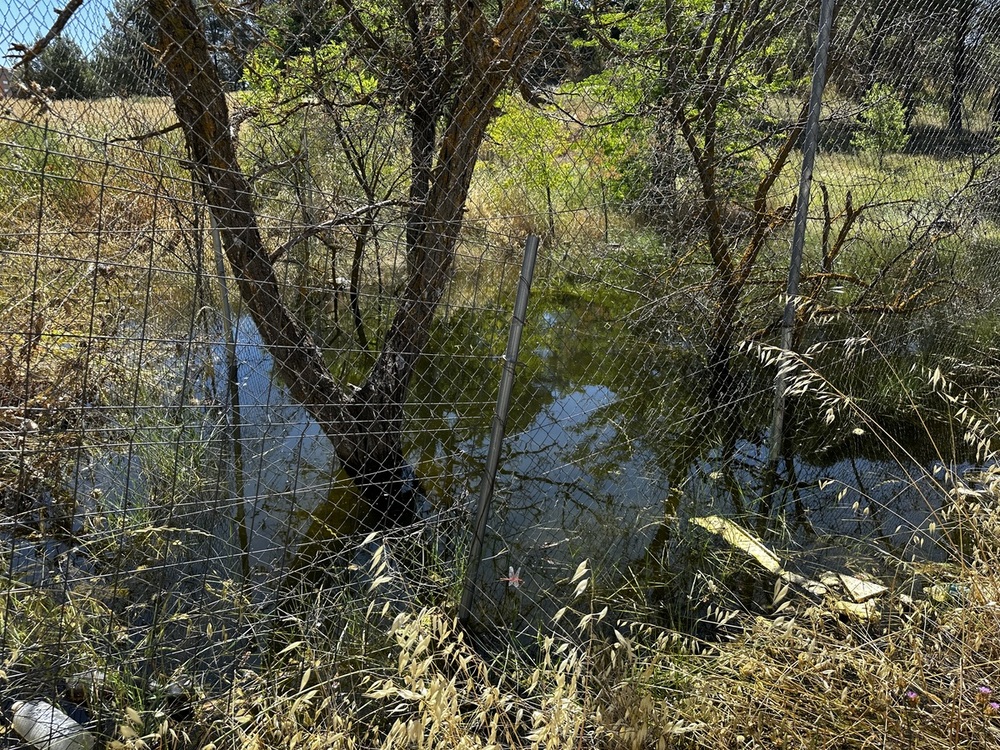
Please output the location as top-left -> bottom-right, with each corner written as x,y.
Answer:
3,0 -> 1000,746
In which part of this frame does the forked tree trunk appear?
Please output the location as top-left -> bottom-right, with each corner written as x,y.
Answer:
148,0 -> 538,529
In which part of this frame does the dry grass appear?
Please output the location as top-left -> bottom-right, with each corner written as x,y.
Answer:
196,481 -> 1000,750
152,523 -> 1000,750
7,531 -> 1000,750
0,106 -> 202,517
4,454 -> 972,750
1,96 -> 178,140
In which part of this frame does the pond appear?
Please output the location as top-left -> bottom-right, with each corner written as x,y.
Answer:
102,278 -> 984,632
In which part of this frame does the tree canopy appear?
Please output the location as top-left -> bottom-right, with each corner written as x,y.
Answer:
28,35 -> 96,99
92,0 -> 168,96
92,0 -> 253,96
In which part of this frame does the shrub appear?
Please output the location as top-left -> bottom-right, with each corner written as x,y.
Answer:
852,83 -> 910,167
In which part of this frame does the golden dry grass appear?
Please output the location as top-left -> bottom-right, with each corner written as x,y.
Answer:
184,543 -> 1000,750
2,95 -> 178,140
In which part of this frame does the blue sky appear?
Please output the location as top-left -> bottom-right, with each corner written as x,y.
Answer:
2,0 -> 114,57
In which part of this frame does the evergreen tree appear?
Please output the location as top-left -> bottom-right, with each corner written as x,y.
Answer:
92,0 -> 167,96
29,36 -> 96,99
202,6 -> 259,88
93,0 -> 256,95
260,0 -> 340,59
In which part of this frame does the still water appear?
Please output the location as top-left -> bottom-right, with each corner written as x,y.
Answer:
128,288 -> 978,630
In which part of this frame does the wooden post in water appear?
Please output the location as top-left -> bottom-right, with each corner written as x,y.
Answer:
459,235 -> 539,628
764,0 -> 836,510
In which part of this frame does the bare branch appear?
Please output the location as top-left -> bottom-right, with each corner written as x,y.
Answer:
269,200 -> 409,263
8,0 -> 84,69
248,154 -> 305,184
107,122 -> 183,144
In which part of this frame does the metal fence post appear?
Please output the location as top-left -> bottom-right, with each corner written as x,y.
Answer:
764,0 -> 836,502
458,235 -> 540,628
210,211 -> 250,578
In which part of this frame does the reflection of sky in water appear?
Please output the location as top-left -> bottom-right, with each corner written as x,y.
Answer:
500,384 -> 659,557
224,320 -> 334,569
684,439 -> 960,559
471,392 -> 965,625
478,384 -> 670,617
80,319 -> 336,577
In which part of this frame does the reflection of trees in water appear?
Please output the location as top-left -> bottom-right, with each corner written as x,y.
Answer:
275,264 -> 996,629
634,320 -> 989,627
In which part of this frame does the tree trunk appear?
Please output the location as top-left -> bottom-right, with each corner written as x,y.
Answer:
863,0 -> 896,93
149,0 -> 539,529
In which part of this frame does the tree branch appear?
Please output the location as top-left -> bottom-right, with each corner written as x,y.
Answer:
333,0 -> 385,52
8,0 -> 84,69
148,0 -> 350,432
269,199 -> 408,263
107,121 -> 183,144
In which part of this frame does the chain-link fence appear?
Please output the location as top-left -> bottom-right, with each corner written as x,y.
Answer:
3,0 -> 1000,746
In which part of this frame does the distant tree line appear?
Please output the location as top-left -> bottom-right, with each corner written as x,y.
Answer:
13,0 -> 254,99
16,0 -> 1000,136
